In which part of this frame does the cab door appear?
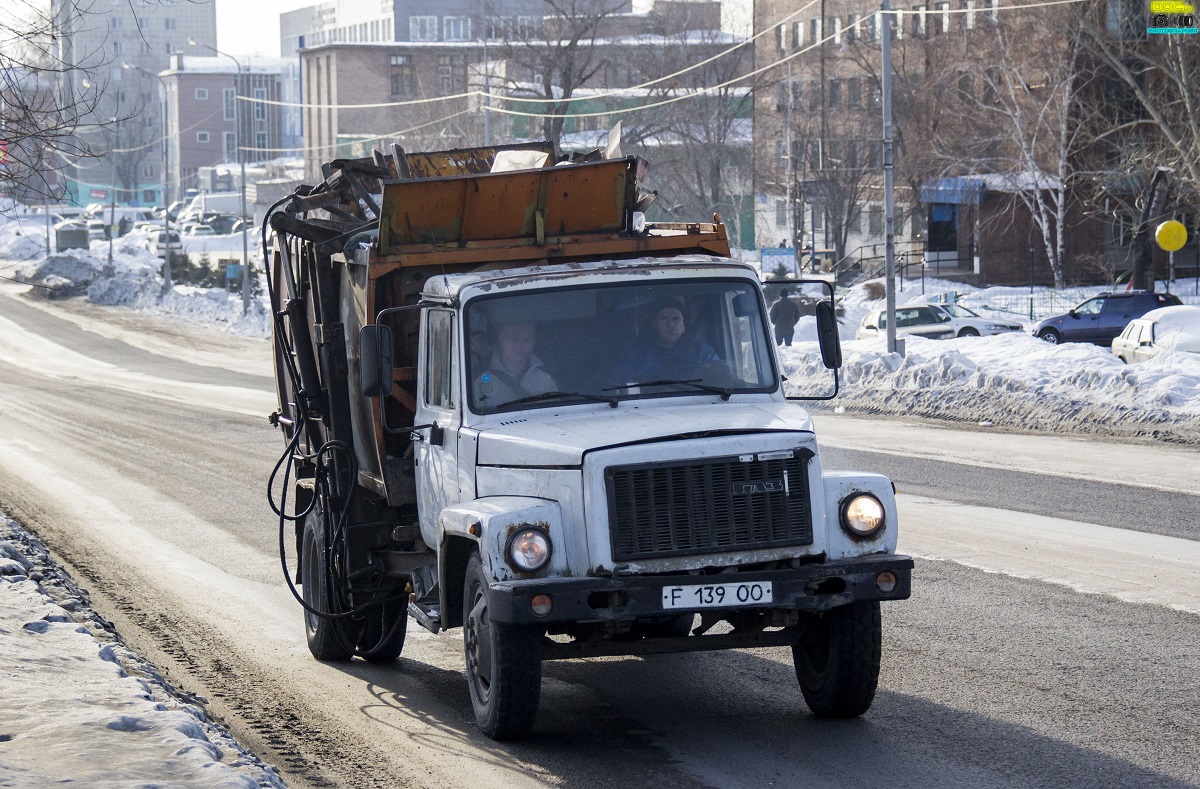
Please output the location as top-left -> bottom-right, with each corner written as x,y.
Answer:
414,308 -> 461,546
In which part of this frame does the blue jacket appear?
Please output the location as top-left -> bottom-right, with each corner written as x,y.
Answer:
611,338 -> 719,384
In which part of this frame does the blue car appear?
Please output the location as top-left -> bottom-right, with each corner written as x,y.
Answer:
1035,290 -> 1183,345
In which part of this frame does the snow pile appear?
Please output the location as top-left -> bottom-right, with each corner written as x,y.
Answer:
781,332 -> 1200,442
0,215 -> 49,263
0,514 -> 284,788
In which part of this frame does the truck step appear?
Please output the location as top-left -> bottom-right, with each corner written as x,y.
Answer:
408,601 -> 441,634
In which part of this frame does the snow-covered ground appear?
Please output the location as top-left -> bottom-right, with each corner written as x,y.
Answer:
0,514 -> 284,787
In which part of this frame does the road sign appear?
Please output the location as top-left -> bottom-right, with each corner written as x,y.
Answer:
1155,220 -> 1188,251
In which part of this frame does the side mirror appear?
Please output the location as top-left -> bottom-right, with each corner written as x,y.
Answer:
940,314 -> 951,323
359,324 -> 394,398
1068,309 -> 1078,318
815,301 -> 842,369
732,292 -> 757,317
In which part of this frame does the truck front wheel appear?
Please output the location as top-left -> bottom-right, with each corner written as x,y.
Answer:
793,601 -> 881,718
463,554 -> 542,739
301,508 -> 354,662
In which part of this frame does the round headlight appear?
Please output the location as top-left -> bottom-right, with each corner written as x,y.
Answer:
507,528 -> 551,572
840,494 -> 886,538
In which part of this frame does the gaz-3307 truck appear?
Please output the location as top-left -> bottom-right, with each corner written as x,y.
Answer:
265,142 -> 913,739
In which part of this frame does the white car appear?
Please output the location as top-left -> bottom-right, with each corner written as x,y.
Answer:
181,224 -> 215,236
1111,305 -> 1200,363
924,303 -> 1023,337
148,230 -> 183,259
856,305 -> 955,341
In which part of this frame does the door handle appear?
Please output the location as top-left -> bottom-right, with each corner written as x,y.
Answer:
409,422 -> 445,446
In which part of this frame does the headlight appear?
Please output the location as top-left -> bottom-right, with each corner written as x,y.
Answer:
507,528 -> 551,572
840,494 -> 886,539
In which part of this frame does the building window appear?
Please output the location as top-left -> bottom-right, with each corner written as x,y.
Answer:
253,88 -> 266,120
849,205 -> 862,233
256,131 -> 267,150
143,189 -> 156,204
776,199 -> 788,227
111,17 -> 122,28
865,11 -> 879,42
776,22 -> 785,51
828,79 -> 842,109
847,13 -> 859,42
775,139 -> 786,167
390,54 -> 414,96
112,41 -> 125,55
912,5 -> 927,36
195,87 -> 208,100
775,82 -> 787,111
439,55 -> 465,95
196,131 -> 210,143
165,18 -> 176,30
831,16 -> 842,44
140,41 -> 152,54
443,16 -> 470,41
810,18 -> 821,42
224,131 -> 237,161
224,88 -> 236,120
847,77 -> 861,108
792,20 -> 803,48
869,205 -> 883,234
867,140 -> 881,168
808,79 -> 820,111
792,80 -> 803,105
938,2 -> 951,33
410,15 -> 438,40
987,0 -> 1000,23
869,82 -> 882,108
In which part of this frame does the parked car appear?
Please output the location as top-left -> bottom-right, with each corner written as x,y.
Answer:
86,219 -> 107,240
148,230 -> 183,259
181,223 -> 215,237
924,303 -> 1023,337
1111,305 -> 1200,363
1035,290 -> 1183,345
856,305 -> 955,340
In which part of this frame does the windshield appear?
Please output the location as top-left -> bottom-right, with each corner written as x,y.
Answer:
941,304 -> 980,318
465,279 -> 777,413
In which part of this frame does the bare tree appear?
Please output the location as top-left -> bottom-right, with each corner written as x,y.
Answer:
494,0 -> 629,144
0,2 -> 118,202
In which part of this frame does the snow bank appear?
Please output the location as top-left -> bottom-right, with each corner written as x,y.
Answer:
0,513 -> 284,788
781,332 -> 1200,442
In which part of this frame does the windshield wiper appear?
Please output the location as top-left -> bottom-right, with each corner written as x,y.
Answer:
496,390 -> 619,409
603,378 -> 732,401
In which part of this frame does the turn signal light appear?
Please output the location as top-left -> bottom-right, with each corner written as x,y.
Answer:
530,594 -> 553,617
876,570 -> 897,594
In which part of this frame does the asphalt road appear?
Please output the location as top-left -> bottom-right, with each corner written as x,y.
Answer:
1,285 -> 1198,789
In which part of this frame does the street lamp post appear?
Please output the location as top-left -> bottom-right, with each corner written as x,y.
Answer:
189,39 -> 251,314
123,63 -> 173,294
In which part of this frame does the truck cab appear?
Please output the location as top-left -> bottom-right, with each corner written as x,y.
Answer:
267,144 -> 911,740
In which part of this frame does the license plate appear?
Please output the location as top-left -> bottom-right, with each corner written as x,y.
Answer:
660,581 -> 773,610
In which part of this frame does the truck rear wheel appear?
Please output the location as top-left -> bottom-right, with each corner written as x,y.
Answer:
301,508 -> 354,662
793,601 -> 881,718
463,554 -> 542,739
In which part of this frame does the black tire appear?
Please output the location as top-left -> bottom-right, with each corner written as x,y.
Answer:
793,601 -> 881,718
463,554 -> 542,739
301,509 -> 355,661
957,327 -> 980,337
1038,328 -> 1061,344
357,594 -> 408,664
1117,355 -> 1128,364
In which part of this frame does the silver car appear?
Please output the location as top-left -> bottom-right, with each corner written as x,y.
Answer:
856,305 -> 955,340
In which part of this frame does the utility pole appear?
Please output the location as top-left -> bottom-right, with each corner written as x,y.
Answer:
483,35 -> 492,146
785,58 -> 794,255
881,0 -> 899,354
189,39 -> 251,313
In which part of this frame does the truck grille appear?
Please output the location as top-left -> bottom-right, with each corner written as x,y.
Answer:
605,452 -> 813,561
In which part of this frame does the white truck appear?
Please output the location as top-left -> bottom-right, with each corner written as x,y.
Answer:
266,143 -> 912,740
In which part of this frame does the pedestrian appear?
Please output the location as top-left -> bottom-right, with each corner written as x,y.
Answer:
118,216 -> 131,237
769,288 -> 801,347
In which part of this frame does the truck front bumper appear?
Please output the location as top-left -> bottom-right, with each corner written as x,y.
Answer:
487,555 -> 913,625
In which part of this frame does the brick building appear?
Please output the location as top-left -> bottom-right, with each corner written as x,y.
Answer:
160,55 -> 286,200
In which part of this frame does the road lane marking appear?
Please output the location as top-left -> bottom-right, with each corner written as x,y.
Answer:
0,312 -> 275,417
899,494 -> 1200,615
815,413 -> 1200,496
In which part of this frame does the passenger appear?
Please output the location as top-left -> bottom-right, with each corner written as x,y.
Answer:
611,298 -> 719,384
475,321 -> 557,406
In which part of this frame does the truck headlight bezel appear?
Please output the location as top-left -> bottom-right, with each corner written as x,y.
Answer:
839,493 -> 886,539
507,527 -> 552,572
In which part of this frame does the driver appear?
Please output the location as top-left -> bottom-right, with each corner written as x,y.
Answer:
475,321 -> 557,406
612,298 -> 719,384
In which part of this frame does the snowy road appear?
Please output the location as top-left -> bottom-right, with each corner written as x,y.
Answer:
1,285 -> 1199,788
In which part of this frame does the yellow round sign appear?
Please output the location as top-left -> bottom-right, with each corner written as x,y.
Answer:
1156,220 -> 1188,252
